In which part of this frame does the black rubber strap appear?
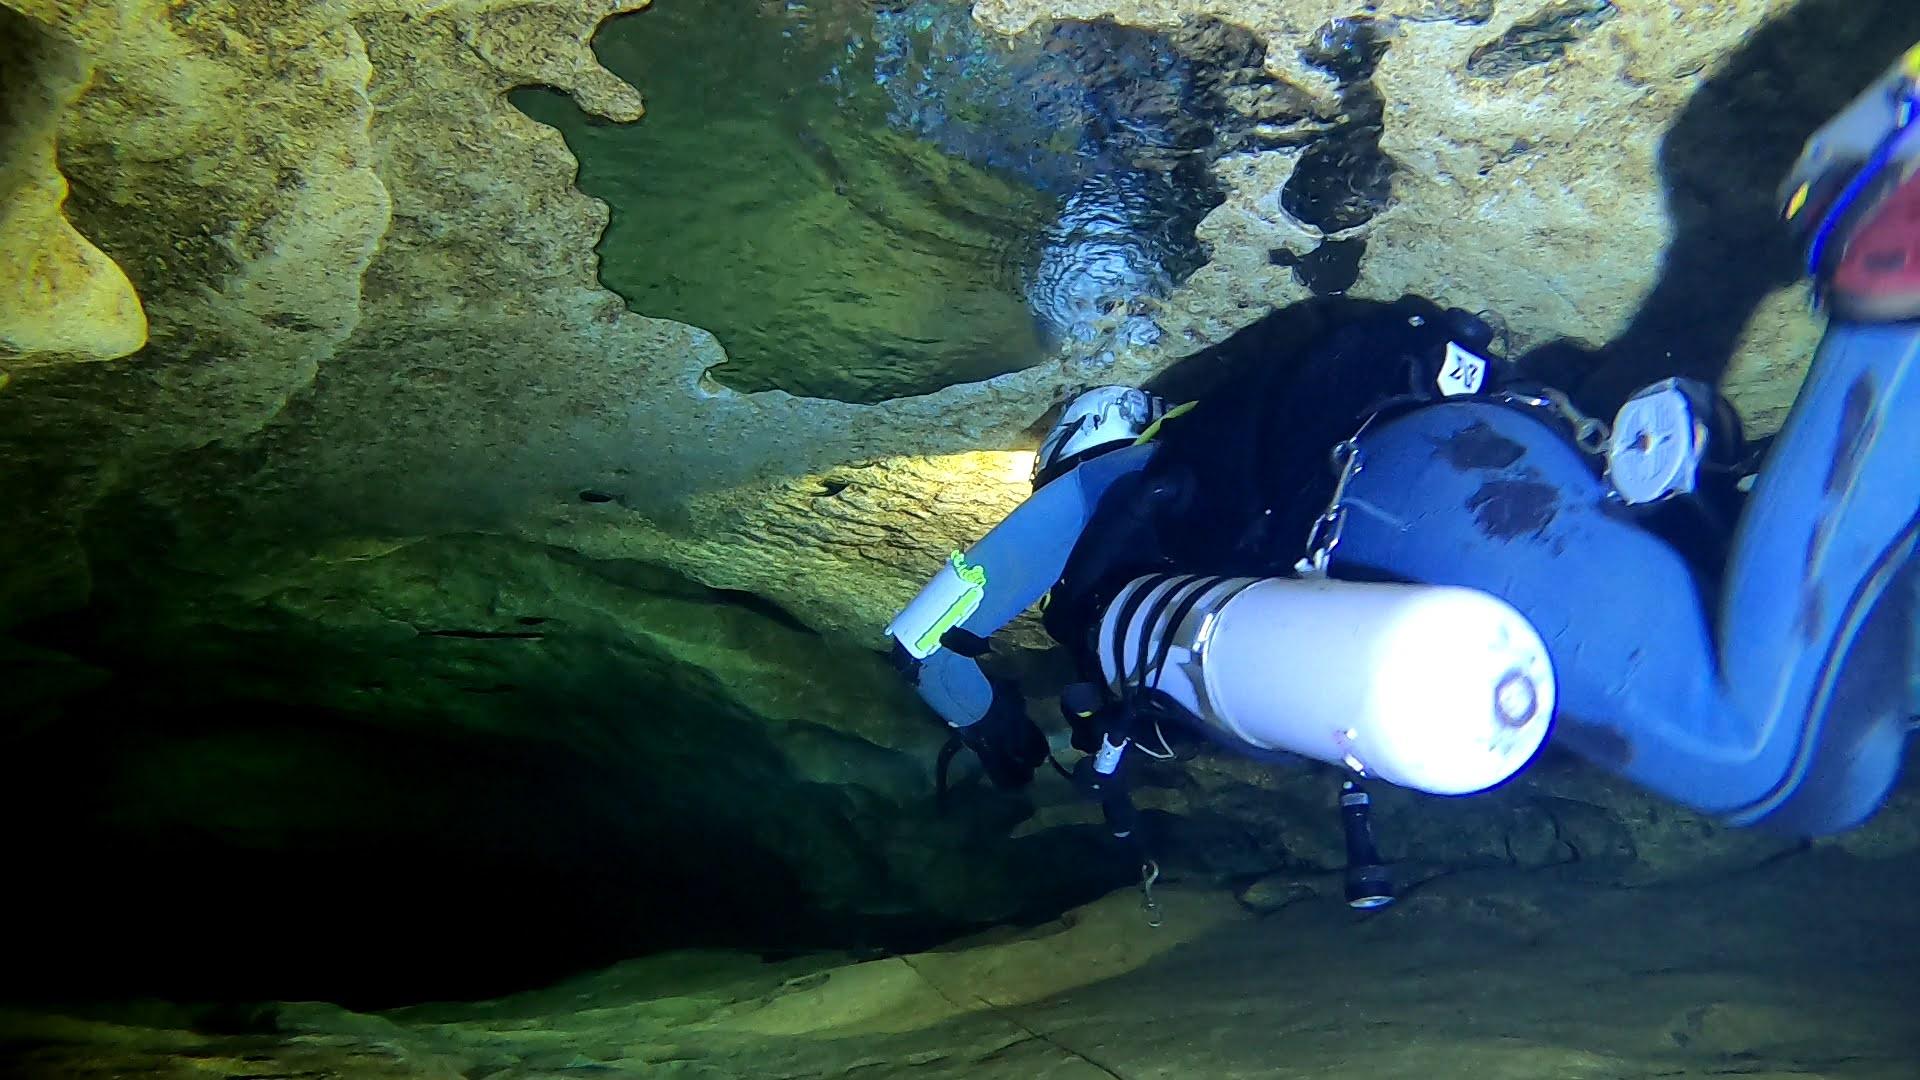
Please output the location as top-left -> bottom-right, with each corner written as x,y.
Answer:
939,627 -> 993,658
1125,576 -> 1239,727
1107,572 -> 1173,704
1122,579 -> 1188,719
933,735 -> 963,814
1141,576 -> 1235,693
888,640 -> 923,685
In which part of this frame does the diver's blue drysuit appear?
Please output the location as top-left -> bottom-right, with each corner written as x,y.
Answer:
1340,322 -> 1918,835
890,48 -> 1920,837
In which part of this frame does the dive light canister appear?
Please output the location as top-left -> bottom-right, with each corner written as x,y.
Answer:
1096,575 -> 1555,795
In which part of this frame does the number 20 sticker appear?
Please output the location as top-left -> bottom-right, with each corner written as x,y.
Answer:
1438,342 -> 1487,397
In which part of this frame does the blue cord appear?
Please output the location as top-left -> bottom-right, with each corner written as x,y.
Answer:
1806,89 -> 1920,278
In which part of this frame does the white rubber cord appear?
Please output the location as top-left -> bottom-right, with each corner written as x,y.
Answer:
1135,718 -> 1176,761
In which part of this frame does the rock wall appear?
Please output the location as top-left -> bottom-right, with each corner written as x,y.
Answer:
9,847 -> 1920,1073
8,530 -> 1130,976
0,4 -> 144,367
27,516 -> 1911,1000
980,0 -> 1920,428
7,0 -> 1914,638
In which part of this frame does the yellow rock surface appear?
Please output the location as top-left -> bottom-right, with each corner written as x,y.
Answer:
0,5 -> 145,363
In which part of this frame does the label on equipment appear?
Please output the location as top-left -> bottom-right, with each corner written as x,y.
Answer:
1438,342 -> 1488,397
888,552 -> 989,660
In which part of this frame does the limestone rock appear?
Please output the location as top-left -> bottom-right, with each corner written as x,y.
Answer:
0,5 -> 145,365
519,450 -> 1053,646
6,849 -> 1918,1078
0,0 -> 393,618
1235,869 -> 1331,913
11,530 -> 1132,943
6,0 -> 390,422
0,0 -> 1150,630
0,0 -> 1891,641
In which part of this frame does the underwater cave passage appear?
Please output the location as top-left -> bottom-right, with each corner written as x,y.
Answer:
513,0 -> 1250,403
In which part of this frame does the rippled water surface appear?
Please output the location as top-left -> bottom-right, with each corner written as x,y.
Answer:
514,0 -> 1219,402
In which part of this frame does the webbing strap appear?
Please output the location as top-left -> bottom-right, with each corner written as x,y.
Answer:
1142,576 -> 1232,691
1107,573 -> 1174,705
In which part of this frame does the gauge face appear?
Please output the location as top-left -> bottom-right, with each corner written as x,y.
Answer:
1608,382 -> 1702,505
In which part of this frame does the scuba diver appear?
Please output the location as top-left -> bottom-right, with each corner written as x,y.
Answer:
886,47 -> 1920,857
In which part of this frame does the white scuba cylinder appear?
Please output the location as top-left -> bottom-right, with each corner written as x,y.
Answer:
1095,575 -> 1554,795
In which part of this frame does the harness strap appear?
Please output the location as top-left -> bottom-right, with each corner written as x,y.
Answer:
1137,576 -> 1234,712
1107,572 -> 1174,708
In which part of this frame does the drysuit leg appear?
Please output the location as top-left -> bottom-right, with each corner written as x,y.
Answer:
1331,319 -> 1919,834
1716,319 -> 1920,832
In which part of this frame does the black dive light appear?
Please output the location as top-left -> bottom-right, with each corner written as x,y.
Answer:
1340,779 -> 1395,910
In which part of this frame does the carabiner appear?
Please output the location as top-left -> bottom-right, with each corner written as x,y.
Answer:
1139,859 -> 1163,928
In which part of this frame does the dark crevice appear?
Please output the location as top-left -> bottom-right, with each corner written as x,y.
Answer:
1403,0 -> 1497,25
1282,18 -> 1395,233
1270,237 -> 1367,295
5,535 -> 1123,1008
0,696 -> 838,1006
712,587 -> 817,636
1466,1 -> 1618,81
1299,15 -> 1389,85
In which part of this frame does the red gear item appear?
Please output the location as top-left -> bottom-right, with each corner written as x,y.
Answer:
1831,168 -> 1920,321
